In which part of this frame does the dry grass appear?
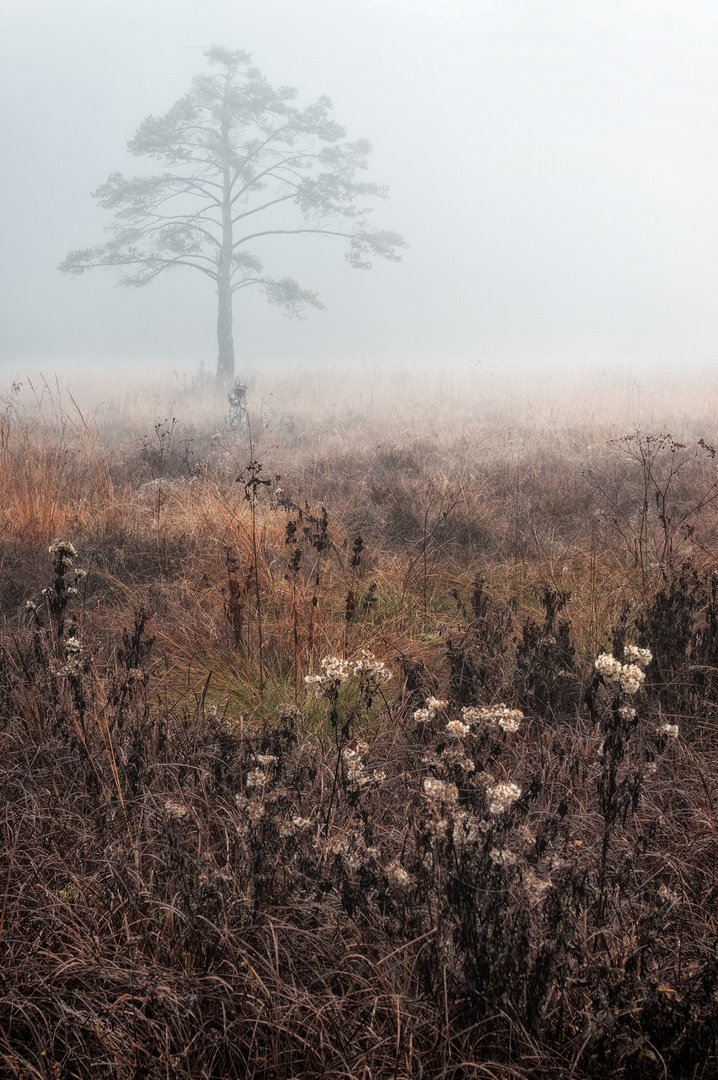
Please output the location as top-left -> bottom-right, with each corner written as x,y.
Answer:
1,365 -> 717,1078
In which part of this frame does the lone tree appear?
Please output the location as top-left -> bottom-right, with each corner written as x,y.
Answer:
60,46 -> 406,384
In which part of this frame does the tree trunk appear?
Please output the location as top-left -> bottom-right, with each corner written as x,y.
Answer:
216,93 -> 236,387
216,265 -> 235,386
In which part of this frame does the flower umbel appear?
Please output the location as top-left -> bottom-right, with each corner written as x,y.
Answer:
595,653 -> 622,683
624,645 -> 653,669
620,663 -> 645,695
487,781 -> 522,815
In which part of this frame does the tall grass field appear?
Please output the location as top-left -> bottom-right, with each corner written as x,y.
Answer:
1,363 -> 717,1079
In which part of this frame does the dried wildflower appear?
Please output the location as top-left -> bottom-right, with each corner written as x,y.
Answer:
413,707 -> 431,724
25,600 -> 36,612
498,711 -> 522,734
292,816 -> 312,830
658,883 -> 680,906
452,810 -> 483,849
656,722 -> 679,741
352,650 -> 392,692
624,645 -> 653,669
423,777 -> 459,805
164,800 -> 189,820
386,861 -> 412,890
324,833 -> 351,858
618,705 -> 637,721
255,754 -> 278,768
620,663 -> 645,695
427,816 -> 450,841
342,746 -> 370,786
445,719 -> 470,739
522,866 -> 551,899
64,637 -> 82,654
245,768 -> 266,791
425,697 -> 448,713
246,802 -> 265,824
595,653 -> 622,683
49,540 -> 77,560
487,781 -> 521,815
304,655 -> 352,694
460,704 -> 523,731
490,848 -> 517,867
440,747 -> 475,773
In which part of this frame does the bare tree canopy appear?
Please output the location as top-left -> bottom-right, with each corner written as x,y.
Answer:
59,46 -> 407,384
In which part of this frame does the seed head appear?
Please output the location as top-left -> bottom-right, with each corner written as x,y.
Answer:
487,781 -> 522,815
49,541 -> 77,560
624,645 -> 653,669
423,777 -> 459,805
445,719 -> 470,739
620,663 -> 645,695
595,653 -> 622,683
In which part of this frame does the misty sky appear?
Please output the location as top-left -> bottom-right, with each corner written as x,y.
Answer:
2,0 -> 718,377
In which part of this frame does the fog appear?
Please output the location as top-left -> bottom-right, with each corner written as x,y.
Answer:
2,0 -> 718,382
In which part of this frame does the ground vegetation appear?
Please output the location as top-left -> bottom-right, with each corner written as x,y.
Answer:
1,366 -> 717,1078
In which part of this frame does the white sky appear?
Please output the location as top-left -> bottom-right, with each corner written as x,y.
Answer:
2,0 -> 718,378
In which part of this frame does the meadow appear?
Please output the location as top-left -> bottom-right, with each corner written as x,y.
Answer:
1,361 -> 717,1079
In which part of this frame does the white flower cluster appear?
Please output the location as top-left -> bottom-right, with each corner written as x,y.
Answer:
163,800 -> 189,820
340,741 -> 384,788
594,653 -> 623,683
352,650 -> 393,694
49,540 -> 77,562
423,777 -> 459,805
595,651 -> 649,695
342,746 -> 367,785
656,722 -> 680,741
486,781 -> 522,815
54,636 -> 84,677
460,704 -> 523,734
305,651 -> 392,696
620,664 -> 645,695
413,697 -> 448,724
245,768 -> 266,791
385,860 -> 412,890
304,655 -> 352,694
445,719 -> 470,739
426,696 -> 448,713
279,815 -> 314,837
624,645 -> 653,668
